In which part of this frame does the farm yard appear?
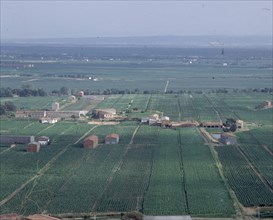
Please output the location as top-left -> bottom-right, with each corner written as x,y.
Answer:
1,45 -> 273,219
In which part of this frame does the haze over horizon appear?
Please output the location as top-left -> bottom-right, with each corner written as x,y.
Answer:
1,1 -> 272,40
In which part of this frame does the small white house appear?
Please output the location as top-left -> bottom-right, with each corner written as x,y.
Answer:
41,118 -> 58,124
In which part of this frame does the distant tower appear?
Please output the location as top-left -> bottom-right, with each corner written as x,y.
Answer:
221,48 -> 225,55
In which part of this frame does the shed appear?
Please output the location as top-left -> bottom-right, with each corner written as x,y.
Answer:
220,133 -> 236,145
105,133 -> 119,144
37,136 -> 50,145
27,142 -> 41,152
83,135 -> 99,149
141,117 -> 149,123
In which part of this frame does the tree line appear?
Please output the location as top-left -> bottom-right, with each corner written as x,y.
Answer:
1,86 -> 272,98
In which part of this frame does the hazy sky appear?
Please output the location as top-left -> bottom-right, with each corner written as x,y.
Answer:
1,1 -> 272,39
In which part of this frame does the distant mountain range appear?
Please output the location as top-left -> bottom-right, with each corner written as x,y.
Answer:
2,35 -> 272,47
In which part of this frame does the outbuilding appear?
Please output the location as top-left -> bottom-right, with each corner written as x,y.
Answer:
220,133 -> 236,145
83,135 -> 99,149
27,142 -> 41,152
105,133 -> 119,144
37,136 -> 50,145
236,119 -> 244,129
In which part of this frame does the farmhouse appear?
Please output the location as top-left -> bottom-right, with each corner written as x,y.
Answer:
220,133 -> 236,145
0,135 -> 35,144
236,119 -> 244,129
27,142 -> 41,152
46,110 -> 88,118
37,136 -> 50,145
26,214 -> 60,220
52,102 -> 60,111
41,117 -> 58,124
160,116 -> 170,127
94,108 -> 117,119
15,110 -> 46,118
105,133 -> 119,144
83,135 -> 99,149
16,110 -> 88,119
201,122 -> 223,128
151,113 -> 159,120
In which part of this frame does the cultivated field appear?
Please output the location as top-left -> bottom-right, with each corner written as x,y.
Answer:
1,92 -> 272,218
1,45 -> 272,218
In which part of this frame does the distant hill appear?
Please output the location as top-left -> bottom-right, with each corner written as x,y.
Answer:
2,35 -> 272,48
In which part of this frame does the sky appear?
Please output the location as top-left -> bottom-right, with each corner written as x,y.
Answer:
1,1 -> 272,39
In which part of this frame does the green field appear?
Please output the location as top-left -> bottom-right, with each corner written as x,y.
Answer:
1,46 -> 272,218
1,92 -> 272,217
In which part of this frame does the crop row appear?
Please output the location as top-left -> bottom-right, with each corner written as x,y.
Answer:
216,146 -> 273,207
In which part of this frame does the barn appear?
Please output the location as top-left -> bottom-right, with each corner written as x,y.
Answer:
83,135 -> 99,149
27,142 -> 41,152
0,135 -> 35,144
105,133 -> 119,144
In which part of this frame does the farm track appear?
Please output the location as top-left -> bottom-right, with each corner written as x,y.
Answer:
37,124 -> 56,135
0,144 -> 16,155
236,144 -> 273,194
197,128 -> 243,217
263,145 -> 273,156
164,80 -> 169,93
144,94 -> 152,112
203,94 -> 222,123
0,125 -> 99,207
91,124 -> 141,211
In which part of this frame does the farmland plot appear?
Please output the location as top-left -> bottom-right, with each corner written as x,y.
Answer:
0,96 -> 65,110
94,146 -> 153,212
236,131 -> 273,187
190,94 -> 219,122
143,128 -> 187,215
216,146 -> 273,207
179,128 -> 234,216
0,122 -> 96,211
146,94 -> 180,121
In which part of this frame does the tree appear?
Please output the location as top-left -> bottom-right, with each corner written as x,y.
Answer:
60,86 -> 69,95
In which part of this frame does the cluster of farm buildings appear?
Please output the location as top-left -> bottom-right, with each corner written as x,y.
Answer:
0,132 -> 119,153
5,94 -> 262,153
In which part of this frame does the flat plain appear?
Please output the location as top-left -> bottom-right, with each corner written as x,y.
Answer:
0,45 -> 272,218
